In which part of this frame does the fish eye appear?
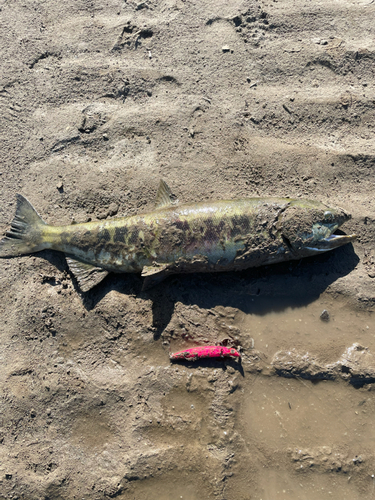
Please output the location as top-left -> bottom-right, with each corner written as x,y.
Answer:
324,211 -> 333,221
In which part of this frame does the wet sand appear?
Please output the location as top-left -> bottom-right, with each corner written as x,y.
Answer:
0,0 -> 374,498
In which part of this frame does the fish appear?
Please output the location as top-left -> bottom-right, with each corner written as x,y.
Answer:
170,345 -> 241,361
0,180 -> 357,292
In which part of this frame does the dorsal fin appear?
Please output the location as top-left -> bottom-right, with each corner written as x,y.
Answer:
155,180 -> 175,209
66,255 -> 109,292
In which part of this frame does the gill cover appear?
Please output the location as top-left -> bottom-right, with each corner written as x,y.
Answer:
279,201 -> 356,253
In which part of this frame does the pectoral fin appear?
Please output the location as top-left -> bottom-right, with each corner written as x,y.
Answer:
66,255 -> 109,292
141,263 -> 171,290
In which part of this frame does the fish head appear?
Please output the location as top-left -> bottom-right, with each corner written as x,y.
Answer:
280,200 -> 357,256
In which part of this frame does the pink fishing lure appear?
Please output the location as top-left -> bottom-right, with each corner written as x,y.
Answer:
170,345 -> 241,361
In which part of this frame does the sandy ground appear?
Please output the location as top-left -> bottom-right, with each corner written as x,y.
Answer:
0,0 -> 375,498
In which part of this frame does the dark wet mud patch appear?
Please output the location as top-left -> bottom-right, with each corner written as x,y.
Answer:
221,294 -> 375,499
234,293 -> 374,365
122,468 -> 214,500
235,375 -> 375,500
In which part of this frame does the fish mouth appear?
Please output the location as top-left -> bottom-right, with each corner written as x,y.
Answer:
305,233 -> 357,253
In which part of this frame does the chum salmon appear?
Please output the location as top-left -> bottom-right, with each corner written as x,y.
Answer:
0,181 -> 357,292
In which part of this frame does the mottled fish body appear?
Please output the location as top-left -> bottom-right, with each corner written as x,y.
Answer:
0,181 -> 357,291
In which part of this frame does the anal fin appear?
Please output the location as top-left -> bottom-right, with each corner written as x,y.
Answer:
66,255 -> 109,292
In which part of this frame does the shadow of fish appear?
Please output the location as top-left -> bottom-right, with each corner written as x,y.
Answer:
0,181 -> 357,292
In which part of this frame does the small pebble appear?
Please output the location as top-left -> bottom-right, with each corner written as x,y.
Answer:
222,45 -> 230,52
320,310 -> 330,322
107,202 -> 118,216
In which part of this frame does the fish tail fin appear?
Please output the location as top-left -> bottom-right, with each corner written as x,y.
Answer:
0,194 -> 47,257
